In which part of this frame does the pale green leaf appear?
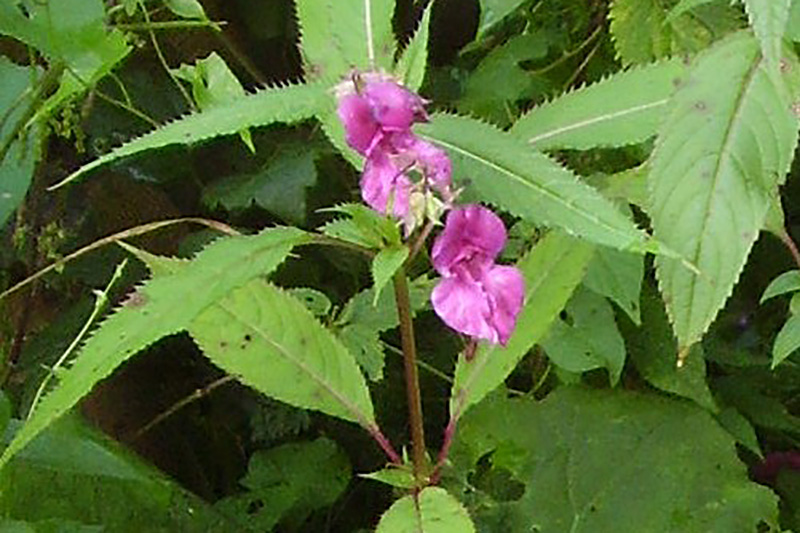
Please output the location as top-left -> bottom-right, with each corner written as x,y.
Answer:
761,270 -> 800,303
665,0 -> 718,21
510,57 -> 688,150
417,115 -> 652,253
540,287 -> 626,385
0,58 -> 41,228
0,227 -> 310,468
454,389 -> 778,531
450,231 -> 595,420
773,312 -> 800,367
52,82 -> 326,189
584,246 -> 643,325
743,0 -> 792,64
319,202 -> 402,249
789,0 -> 800,41
376,487 -> 476,533
190,280 -> 375,425
477,0 -> 526,37
360,466 -> 416,489
648,33 -> 800,350
610,0 -> 742,65
395,3 -> 432,91
287,288 -> 332,317
164,0 -> 207,20
372,245 -> 409,304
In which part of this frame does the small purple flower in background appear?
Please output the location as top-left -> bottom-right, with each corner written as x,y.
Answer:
431,205 -> 525,345
336,75 -> 450,220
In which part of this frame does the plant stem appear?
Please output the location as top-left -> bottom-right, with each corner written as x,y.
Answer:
366,425 -> 403,465
393,269 -> 428,483
779,229 -> 800,270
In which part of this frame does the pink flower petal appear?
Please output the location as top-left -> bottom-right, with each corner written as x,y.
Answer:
412,139 -> 452,191
361,152 -> 412,218
482,265 -> 525,345
432,205 -> 507,276
431,277 -> 499,343
364,81 -> 427,131
337,93 -> 380,155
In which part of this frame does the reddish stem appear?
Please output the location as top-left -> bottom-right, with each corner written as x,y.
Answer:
367,424 -> 403,465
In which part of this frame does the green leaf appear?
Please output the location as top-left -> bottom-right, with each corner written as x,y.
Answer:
450,231 -> 595,420
1,415 -> 239,531
583,246 -> 643,325
510,57 -> 689,150
716,406 -> 762,456
376,487 -> 476,533
773,312 -> 800,367
648,33 -> 800,351
203,144 -> 318,224
761,270 -> 800,303
395,3 -> 432,91
610,0 -> 742,65
743,0 -> 792,64
287,288 -> 332,317
454,388 -> 778,531
215,438 -> 350,531
360,466 -> 416,489
339,324 -> 386,381
0,58 -> 41,228
541,287 -> 626,385
52,82 -> 326,188
338,276 -> 433,333
789,0 -> 800,42
164,0 -> 207,20
665,0 -> 718,21
417,115 -> 652,253
619,283 -> 716,411
190,280 -> 376,426
477,0 -> 527,37
371,245 -> 409,304
0,227 -> 309,469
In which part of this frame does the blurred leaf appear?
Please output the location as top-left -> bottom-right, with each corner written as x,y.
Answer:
376,487 -> 476,533
620,283 -> 716,410
164,0 -> 207,20
204,145 -> 318,224
789,0 -> 800,41
453,388 -> 778,531
743,0 -> 792,64
451,231 -> 595,420
396,3 -> 432,91
715,406 -> 762,456
477,0 -> 527,37
541,286 -> 626,385
215,438 -> 350,532
713,374 -> 800,435
338,276 -> 433,333
583,246 -> 643,325
339,324 -> 386,381
511,57 -> 688,150
286,288 -> 332,317
648,33 -> 800,351
761,270 -> 800,303
665,0 -> 718,21
773,312 -> 800,367
371,245 -> 409,304
0,57 -> 41,228
0,416 -> 241,531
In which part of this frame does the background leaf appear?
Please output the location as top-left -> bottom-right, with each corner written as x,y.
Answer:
773,313 -> 800,367
476,0 -> 527,37
761,270 -> 800,303
164,0 -> 208,20
395,3 -> 432,91
376,487 -> 476,533
743,0 -> 792,64
583,246 -> 643,325
648,33 -> 800,351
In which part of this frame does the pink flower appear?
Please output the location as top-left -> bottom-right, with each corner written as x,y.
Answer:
360,149 -> 413,218
431,205 -> 524,345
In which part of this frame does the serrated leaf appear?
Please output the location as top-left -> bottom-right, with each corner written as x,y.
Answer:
360,466 -> 416,489
744,0 -> 792,64
372,245 -> 409,303
510,57 -> 688,150
164,0 -> 207,20
0,227 -> 310,468
395,3 -> 432,91
453,388 -> 778,531
52,82 -> 326,188
376,487 -> 476,533
338,276 -> 433,332
773,313 -> 800,367
190,280 -> 375,426
648,33 -> 800,352
450,231 -> 595,420
417,114 -> 652,253
319,203 -> 402,249
339,324 -> 386,381
540,286 -> 626,385
665,0 -> 718,21
761,270 -> 800,303
610,0 -> 742,65
287,288 -> 332,317
584,246 -> 643,324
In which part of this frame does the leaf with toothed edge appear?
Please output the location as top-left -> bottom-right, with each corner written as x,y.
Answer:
743,0 -> 792,64
417,114 -> 654,253
51,82 -> 326,189
510,57 -> 689,150
395,3 -> 432,91
647,32 -> 800,355
0,227 -> 311,469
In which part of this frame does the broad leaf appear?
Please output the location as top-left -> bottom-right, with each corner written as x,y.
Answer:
371,245 -> 409,303
450,231 -> 595,420
761,270 -> 800,303
0,58 -> 41,228
417,115 -> 652,253
743,0 -> 792,64
648,33 -> 800,351
583,246 -> 643,325
376,487 -> 476,533
0,228 -> 310,468
395,3 -> 432,91
52,82 -> 326,188
190,280 -> 376,426
510,57 -> 688,150
453,388 -> 778,531
773,313 -> 800,367
164,0 -> 208,20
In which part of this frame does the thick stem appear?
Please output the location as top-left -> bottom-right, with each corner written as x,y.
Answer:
393,270 -> 428,482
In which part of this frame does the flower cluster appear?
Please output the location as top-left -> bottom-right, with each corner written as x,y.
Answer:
337,75 -> 524,346
336,75 -> 452,224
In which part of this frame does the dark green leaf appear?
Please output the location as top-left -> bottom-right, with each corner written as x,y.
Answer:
583,246 -> 643,325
